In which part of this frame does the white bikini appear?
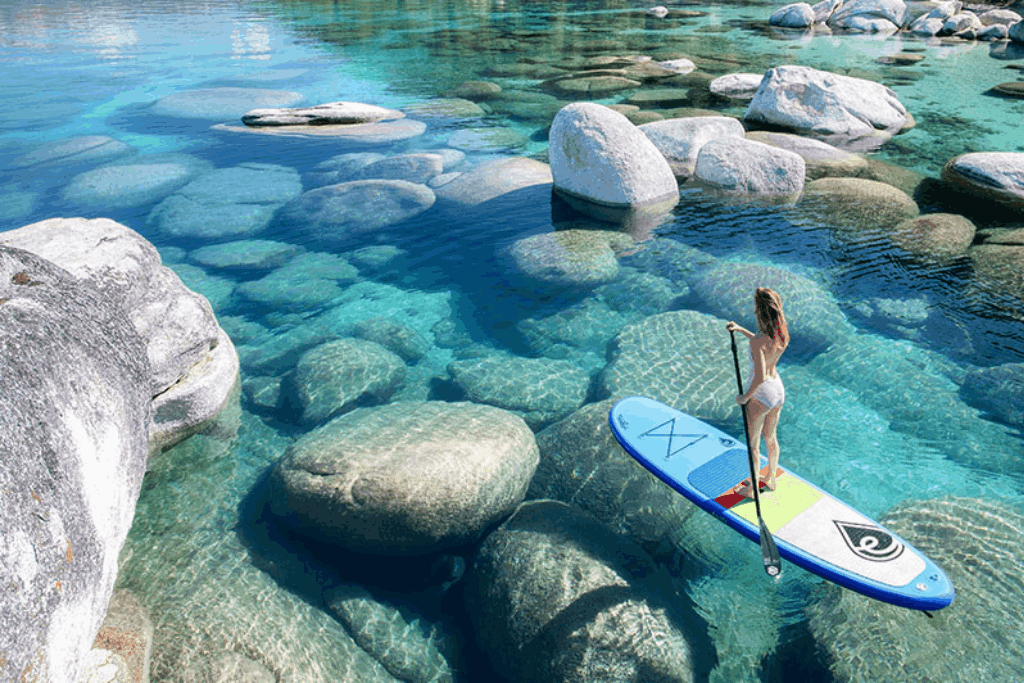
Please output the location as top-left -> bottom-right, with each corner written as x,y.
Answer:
747,346 -> 785,409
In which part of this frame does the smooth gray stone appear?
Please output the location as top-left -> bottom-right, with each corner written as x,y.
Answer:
62,162 -> 197,210
354,317 -> 431,362
189,240 -> 304,271
693,137 -> 805,198
962,363 -> 1024,428
432,157 -> 552,206
0,245 -> 150,683
355,153 -> 444,184
242,101 -> 403,126
639,116 -> 746,178
506,229 -> 634,288
10,135 -> 134,170
270,401 -> 539,554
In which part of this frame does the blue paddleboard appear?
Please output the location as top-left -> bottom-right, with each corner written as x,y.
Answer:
609,396 -> 955,611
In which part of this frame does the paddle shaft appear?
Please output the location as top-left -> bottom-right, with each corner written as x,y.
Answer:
730,330 -> 782,576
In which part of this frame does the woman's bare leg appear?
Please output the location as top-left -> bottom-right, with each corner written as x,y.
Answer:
761,404 -> 783,490
734,398 -> 769,499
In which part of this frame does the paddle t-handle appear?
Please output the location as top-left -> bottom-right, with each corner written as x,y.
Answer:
729,329 -> 783,578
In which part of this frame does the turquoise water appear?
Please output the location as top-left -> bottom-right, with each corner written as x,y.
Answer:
3,0 -> 1024,681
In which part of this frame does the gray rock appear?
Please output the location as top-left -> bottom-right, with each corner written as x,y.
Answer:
977,23 -> 1009,39
1011,18 -> 1024,42
148,163 -> 303,240
693,137 -> 805,198
529,399 -> 697,547
166,263 -> 235,313
183,652 -> 276,683
354,316 -> 431,362
688,260 -> 853,358
600,310 -> 740,422
403,98 -> 485,118
236,322 -> 337,376
506,229 -> 634,288
270,401 -> 538,554
969,243 -> 1024,302
961,363 -> 1024,428
243,376 -> 282,412
446,80 -> 502,99
62,162 -> 198,210
356,153 -> 445,184
813,0 -> 844,22
745,65 -> 909,150
517,297 -> 631,362
944,10 -> 982,33
0,245 -> 150,683
549,102 -> 679,211
276,180 -> 436,246
891,213 -> 976,262
744,130 -> 868,179
236,266 -> 349,312
941,152 -> 1024,214
432,157 -> 552,206
346,245 -> 406,272
596,267 -> 682,315
980,8 -> 1022,26
211,118 -> 427,144
770,3 -> 817,28
446,126 -> 530,153
466,500 -> 700,683
242,101 -> 403,126
709,72 -> 765,100
150,87 -> 303,120
307,152 -> 386,187
827,0 -> 909,30
189,240 -> 303,271
808,497 -> 1024,683
326,582 -> 458,683
0,217 -> 240,452
800,177 -> 920,231
293,338 -> 407,425
10,135 -> 135,170
448,355 -> 589,430
658,58 -> 697,74
638,116 -> 746,178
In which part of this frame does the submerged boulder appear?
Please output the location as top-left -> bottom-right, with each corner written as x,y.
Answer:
466,500 -> 702,683
799,177 -> 919,231
270,401 -> 538,555
961,362 -> 1024,428
432,157 -> 552,206
506,229 -> 634,289
0,245 -> 150,683
940,152 -> 1024,215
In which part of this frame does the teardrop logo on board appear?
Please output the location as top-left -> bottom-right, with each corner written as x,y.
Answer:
834,520 -> 905,562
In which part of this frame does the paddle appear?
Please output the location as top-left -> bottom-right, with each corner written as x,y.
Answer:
730,330 -> 783,577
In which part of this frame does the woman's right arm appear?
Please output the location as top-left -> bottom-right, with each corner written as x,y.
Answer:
726,321 -> 755,340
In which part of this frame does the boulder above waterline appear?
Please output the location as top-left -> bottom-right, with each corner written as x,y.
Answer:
269,401 -> 539,555
639,116 -> 746,178
745,65 -> 910,151
242,101 -> 403,126
693,137 -> 805,199
745,130 -> 868,179
827,0 -> 909,31
770,3 -> 816,27
548,102 -> 679,212
940,152 -> 1024,214
709,72 -> 765,101
0,245 -> 150,683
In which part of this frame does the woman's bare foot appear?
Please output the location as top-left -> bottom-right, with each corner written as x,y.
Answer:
732,480 -> 756,500
759,475 -> 778,492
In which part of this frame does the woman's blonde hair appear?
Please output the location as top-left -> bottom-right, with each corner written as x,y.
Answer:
754,287 -> 788,348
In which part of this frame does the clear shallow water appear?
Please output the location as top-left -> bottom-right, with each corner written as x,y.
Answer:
2,0 -> 1023,681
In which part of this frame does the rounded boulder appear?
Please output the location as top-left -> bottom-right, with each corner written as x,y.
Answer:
269,401 -> 539,555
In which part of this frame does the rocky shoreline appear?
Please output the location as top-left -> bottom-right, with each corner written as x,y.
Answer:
2,6 -> 1024,680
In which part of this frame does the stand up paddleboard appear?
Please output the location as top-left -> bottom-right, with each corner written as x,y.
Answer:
609,396 -> 955,611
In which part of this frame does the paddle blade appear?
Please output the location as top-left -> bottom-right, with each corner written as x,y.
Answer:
759,518 -> 782,577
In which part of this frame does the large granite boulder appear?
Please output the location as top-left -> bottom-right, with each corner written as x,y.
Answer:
692,137 -> 805,199
147,163 -> 302,240
0,245 -> 151,683
940,152 -> 1024,215
0,218 -> 240,452
1012,17 -> 1024,42
88,589 -> 154,683
447,355 -> 590,430
961,363 -> 1024,429
770,2 -> 817,27
270,401 -> 538,555
517,297 -> 635,377
291,338 -> 407,425
807,497 -> 1024,683
505,229 -> 634,289
62,160 -> 202,210
528,399 -> 697,548
275,180 -> 436,246
9,135 -> 135,171
638,116 -> 746,178
890,213 -> 976,262
600,310 -> 740,422
688,261 -> 853,358
548,102 -> 679,217
466,500 -> 702,683
827,0 -> 909,31
745,65 -> 910,151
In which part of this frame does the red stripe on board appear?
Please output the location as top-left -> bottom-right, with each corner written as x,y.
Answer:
714,467 -> 783,509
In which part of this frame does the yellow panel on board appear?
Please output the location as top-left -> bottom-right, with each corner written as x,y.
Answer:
731,474 -> 824,529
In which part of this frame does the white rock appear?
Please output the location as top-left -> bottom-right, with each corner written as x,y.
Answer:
978,9 -> 1021,26
828,0 -> 909,29
647,5 -> 669,17
944,11 -> 982,34
638,116 -> 747,178
549,102 -> 678,209
745,65 -> 908,149
710,73 -> 765,101
812,0 -> 844,23
941,152 -> 1024,213
909,15 -> 946,34
1008,18 -> 1024,42
693,138 -> 806,197
770,3 -> 817,28
978,23 -> 1009,40
657,58 -> 697,74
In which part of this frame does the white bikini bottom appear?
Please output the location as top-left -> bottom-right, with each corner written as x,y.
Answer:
747,373 -> 785,410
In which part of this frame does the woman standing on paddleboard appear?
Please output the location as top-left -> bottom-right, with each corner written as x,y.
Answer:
726,287 -> 789,499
